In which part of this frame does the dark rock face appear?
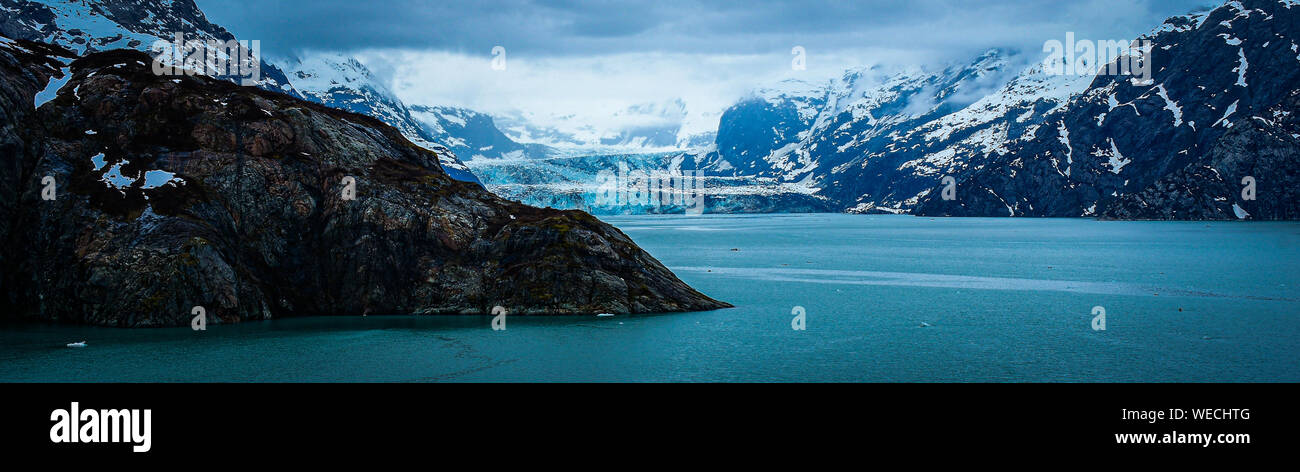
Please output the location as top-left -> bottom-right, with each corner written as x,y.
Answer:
1103,100 -> 1300,220
916,0 -> 1300,220
0,38 -> 71,290
0,44 -> 729,327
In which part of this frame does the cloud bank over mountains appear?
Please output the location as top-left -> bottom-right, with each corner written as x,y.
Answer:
198,0 -> 1212,147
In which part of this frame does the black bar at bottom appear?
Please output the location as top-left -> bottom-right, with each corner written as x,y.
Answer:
1,383 -> 1292,459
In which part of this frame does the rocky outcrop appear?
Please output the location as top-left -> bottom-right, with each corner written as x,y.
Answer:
0,42 -> 729,327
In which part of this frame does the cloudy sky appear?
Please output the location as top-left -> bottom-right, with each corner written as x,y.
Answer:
197,0 -> 1215,144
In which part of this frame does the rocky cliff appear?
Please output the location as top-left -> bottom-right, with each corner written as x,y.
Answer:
0,41 -> 729,327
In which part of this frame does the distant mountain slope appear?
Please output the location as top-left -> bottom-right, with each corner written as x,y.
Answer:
692,78 -> 830,180
815,52 -> 1094,213
268,53 -> 480,184
684,49 -> 1092,214
0,0 -> 300,96
916,0 -> 1300,220
409,104 -> 549,160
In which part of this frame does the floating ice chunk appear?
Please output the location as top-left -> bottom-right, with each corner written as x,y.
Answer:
90,152 -> 106,171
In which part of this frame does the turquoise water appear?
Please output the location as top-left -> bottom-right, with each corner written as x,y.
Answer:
1,214 -> 1297,382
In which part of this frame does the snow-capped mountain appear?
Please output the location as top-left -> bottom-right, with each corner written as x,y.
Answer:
0,0 -> 300,96
0,0 -> 481,183
691,78 -> 830,179
814,50 -> 1095,213
487,48 -> 1094,215
409,104 -> 551,160
11,0 -> 1292,219
681,48 -> 1093,213
916,0 -> 1300,220
269,52 -> 479,183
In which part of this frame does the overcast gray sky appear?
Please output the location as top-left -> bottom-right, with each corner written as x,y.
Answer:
197,0 -> 1216,144
200,0 -> 1214,57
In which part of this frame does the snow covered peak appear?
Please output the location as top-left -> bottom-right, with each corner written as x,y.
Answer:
753,78 -> 831,102
409,104 -> 535,161
273,52 -> 398,103
1,0 -> 233,55
267,51 -> 481,182
1,0 -> 300,95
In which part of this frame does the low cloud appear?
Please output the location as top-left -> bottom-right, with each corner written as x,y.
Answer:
200,0 -> 1212,142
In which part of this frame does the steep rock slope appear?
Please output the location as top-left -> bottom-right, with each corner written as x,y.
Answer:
270,52 -> 481,183
816,53 -> 1093,213
916,0 -> 1300,219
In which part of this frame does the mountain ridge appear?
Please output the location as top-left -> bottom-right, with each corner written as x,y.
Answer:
915,0 -> 1300,220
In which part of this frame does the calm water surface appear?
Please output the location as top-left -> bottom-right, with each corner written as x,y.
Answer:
1,214 -> 1296,382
